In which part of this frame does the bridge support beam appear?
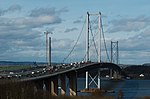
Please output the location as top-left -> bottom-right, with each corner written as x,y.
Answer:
113,71 -> 120,79
98,69 -> 101,89
85,69 -> 101,89
35,80 -> 43,91
68,72 -> 77,96
86,12 -> 90,62
60,74 -> 66,96
113,71 -> 117,79
85,71 -> 89,89
51,77 -> 58,96
110,69 -> 113,79
44,79 -> 51,94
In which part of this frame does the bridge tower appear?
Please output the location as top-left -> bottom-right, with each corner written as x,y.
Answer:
44,31 -> 52,66
110,41 -> 119,79
86,12 -> 101,63
85,12 -> 102,92
86,12 -> 90,62
111,41 -> 119,64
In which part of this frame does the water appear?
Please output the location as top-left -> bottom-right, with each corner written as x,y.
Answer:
113,80 -> 150,99
77,78 -> 150,99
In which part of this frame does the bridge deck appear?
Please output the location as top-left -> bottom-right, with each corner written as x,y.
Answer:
20,62 -> 122,82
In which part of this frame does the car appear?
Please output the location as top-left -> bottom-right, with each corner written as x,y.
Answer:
31,72 -> 35,75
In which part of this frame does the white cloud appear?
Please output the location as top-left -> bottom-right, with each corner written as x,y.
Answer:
0,6 -> 69,62
0,4 -> 21,16
119,28 -> 150,51
52,38 -> 74,51
64,27 -> 78,33
107,16 -> 150,33
0,16 -> 61,31
29,7 -> 68,17
115,28 -> 150,64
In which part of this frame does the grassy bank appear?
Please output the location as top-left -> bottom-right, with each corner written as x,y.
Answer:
0,80 -> 115,99
0,66 -> 31,71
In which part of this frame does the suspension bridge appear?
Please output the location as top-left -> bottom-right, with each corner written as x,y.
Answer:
19,12 -> 123,96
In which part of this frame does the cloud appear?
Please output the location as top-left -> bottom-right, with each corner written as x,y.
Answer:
0,7 -> 69,30
7,5 -> 22,12
0,5 -> 21,16
0,6 -> 69,62
57,7 -> 69,14
0,6 -> 67,39
64,27 -> 78,33
107,16 -> 150,33
0,29 -> 46,62
73,19 -> 82,24
0,16 -> 61,32
114,28 -> 150,64
30,7 -> 56,17
29,7 -> 68,17
119,28 -> 150,51
52,38 -> 74,51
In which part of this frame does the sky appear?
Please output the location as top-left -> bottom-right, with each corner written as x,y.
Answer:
0,0 -> 150,64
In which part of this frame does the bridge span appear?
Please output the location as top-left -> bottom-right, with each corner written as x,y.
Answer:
20,62 -> 123,96
19,12 -> 123,96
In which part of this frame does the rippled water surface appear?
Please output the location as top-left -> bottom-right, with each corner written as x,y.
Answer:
76,78 -> 150,99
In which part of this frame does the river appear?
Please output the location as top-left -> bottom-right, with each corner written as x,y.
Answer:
76,78 -> 150,99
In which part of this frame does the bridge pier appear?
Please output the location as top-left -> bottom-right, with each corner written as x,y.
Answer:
109,69 -> 121,79
82,69 -> 102,93
85,71 -> 89,89
113,71 -> 121,79
44,79 -> 51,93
113,71 -> 117,79
68,71 -> 77,96
98,69 -> 101,89
60,74 -> 66,96
110,69 -> 113,78
51,76 -> 58,96
44,77 -> 58,96
34,80 -> 43,91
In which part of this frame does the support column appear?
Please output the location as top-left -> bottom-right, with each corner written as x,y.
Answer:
98,69 -> 101,89
85,71 -> 89,89
44,79 -> 51,93
68,72 -> 77,96
35,80 -> 43,91
113,71 -> 118,79
110,69 -> 113,79
48,37 -> 51,66
98,12 -> 101,63
60,74 -> 66,95
51,77 -> 58,96
86,12 -> 90,62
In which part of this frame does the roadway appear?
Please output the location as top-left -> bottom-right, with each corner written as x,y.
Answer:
0,61 -> 122,82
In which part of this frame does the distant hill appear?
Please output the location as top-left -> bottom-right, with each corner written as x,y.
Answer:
0,61 -> 60,66
143,63 -> 150,66
0,61 -> 45,66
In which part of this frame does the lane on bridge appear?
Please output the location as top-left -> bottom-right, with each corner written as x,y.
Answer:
20,62 -> 122,82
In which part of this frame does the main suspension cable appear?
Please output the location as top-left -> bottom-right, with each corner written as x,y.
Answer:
101,17 -> 110,62
62,19 -> 86,63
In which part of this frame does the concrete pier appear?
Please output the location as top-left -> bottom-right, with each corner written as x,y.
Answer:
35,80 -> 43,90
60,74 -> 66,95
68,72 -> 77,96
44,79 -> 51,93
51,76 -> 58,96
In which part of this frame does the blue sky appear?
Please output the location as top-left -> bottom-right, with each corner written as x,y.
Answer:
0,0 -> 150,64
